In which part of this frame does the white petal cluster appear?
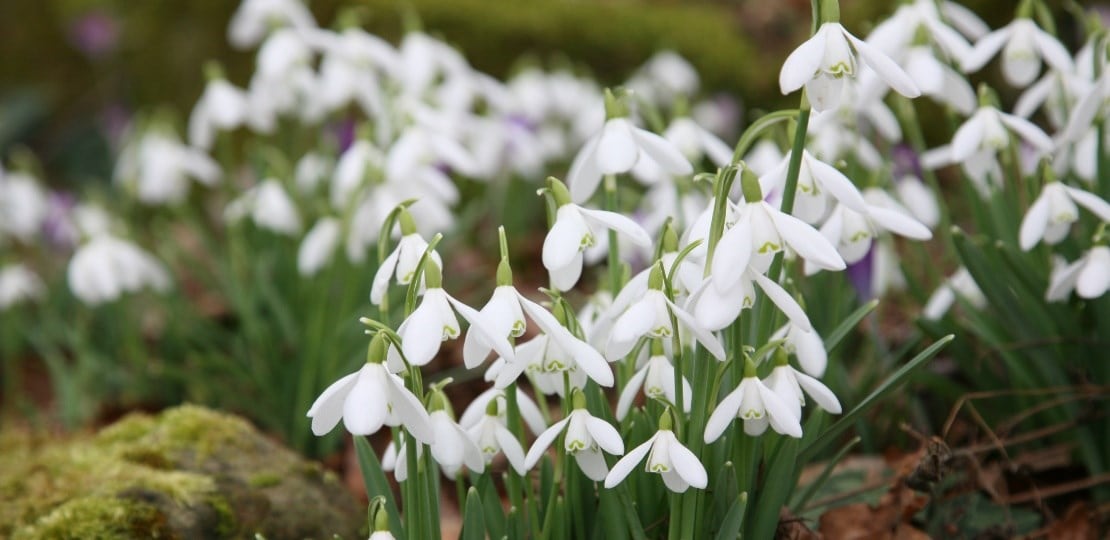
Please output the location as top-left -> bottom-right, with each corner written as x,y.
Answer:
66,235 -> 171,305
605,428 -> 706,493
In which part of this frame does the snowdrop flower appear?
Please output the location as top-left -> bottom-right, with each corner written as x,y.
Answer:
332,139 -> 384,209
188,67 -> 250,150
297,217 -> 341,276
493,332 -> 590,396
566,91 -> 692,203
770,321 -> 828,378
894,175 -> 940,229
810,190 -> 932,269
604,412 -> 707,493
395,259 -> 515,367
294,151 -> 332,195
744,140 -> 785,178
690,266 -> 813,334
525,391 -> 624,481
309,27 -> 397,121
865,0 -> 974,60
115,129 -> 220,205
1020,182 -> 1110,250
467,400 -> 527,474
704,358 -> 803,441
779,19 -> 919,112
0,170 -> 47,242
615,344 -> 691,420
760,149 -> 869,224
962,18 -> 1072,88
223,179 -> 301,235
0,264 -> 45,310
385,394 -> 485,481
923,103 -> 1054,193
711,166 -> 846,282
1046,247 -> 1110,301
626,50 -> 700,106
922,267 -> 987,320
606,263 -> 725,361
488,291 -> 614,389
662,116 -> 733,168
369,210 -> 442,305
228,0 -> 316,49
67,235 -> 171,305
459,387 -> 547,437
542,178 -> 652,291
306,333 -> 434,442
901,46 -> 976,115
762,351 -> 842,421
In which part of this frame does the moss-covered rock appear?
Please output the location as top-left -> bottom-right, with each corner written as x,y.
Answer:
0,405 -> 363,539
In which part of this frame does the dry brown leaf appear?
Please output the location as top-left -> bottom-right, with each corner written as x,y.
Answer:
1043,501 -> 1097,540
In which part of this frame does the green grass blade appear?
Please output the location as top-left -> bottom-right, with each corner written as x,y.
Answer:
799,335 -> 953,461
354,436 -> 405,540
461,487 -> 487,540
823,299 -> 879,352
713,492 -> 748,540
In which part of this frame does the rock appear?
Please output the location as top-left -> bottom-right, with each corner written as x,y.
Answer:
0,404 -> 364,539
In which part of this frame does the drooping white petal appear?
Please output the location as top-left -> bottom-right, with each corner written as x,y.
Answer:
666,297 -> 726,360
524,418 -> 570,469
597,118 -> 640,174
585,416 -> 625,455
780,26 -> 829,94
867,205 -> 933,240
543,206 -> 590,272
807,154 -> 868,214
662,431 -> 707,488
568,134 -> 604,204
1077,248 -> 1110,299
495,425 -> 528,474
616,366 -> 649,420
343,369 -> 388,435
578,207 -> 653,247
575,449 -> 610,481
447,293 -> 516,364
795,371 -> 843,414
711,211 -> 754,293
604,436 -> 656,488
997,112 -> 1053,154
703,384 -> 746,443
631,127 -> 693,175
1063,186 -> 1110,223
753,273 -> 814,332
1019,192 -> 1050,250
962,25 -> 1013,72
307,371 -> 359,435
848,34 -> 920,98
768,206 -> 846,270
756,382 -> 802,438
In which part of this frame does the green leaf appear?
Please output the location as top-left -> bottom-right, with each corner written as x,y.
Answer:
478,475 -> 506,540
461,487 -> 488,540
597,488 -> 631,540
800,335 -> 953,461
823,299 -> 879,352
747,437 -> 799,540
713,492 -> 748,540
353,436 -> 405,540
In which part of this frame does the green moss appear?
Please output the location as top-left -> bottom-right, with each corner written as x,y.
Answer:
12,496 -> 169,540
248,473 -> 283,489
1,405 -> 362,539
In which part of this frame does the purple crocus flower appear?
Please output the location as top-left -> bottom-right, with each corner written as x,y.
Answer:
69,11 -> 120,59
846,243 -> 876,302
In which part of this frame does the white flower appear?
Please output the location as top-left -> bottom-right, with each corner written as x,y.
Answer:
704,371 -> 802,441
894,175 -> 940,229
66,235 -> 171,305
779,22 -> 920,112
188,77 -> 249,150
228,0 -> 316,49
710,193 -> 846,284
763,363 -> 842,421
615,353 -> 691,420
0,264 -> 45,310
467,406 -> 527,474
309,28 -> 397,121
306,352 -> 434,443
369,532 -> 396,540
689,268 -> 813,333
962,18 -> 1073,88
627,50 -> 700,106
332,140 -> 384,210
115,130 -> 220,205
370,228 -> 442,306
294,151 -> 332,194
224,179 -> 301,235
542,183 -> 652,291
604,426 -> 707,493
297,217 -> 342,276
865,1 -> 975,60
491,333 -> 589,396
922,267 -> 987,320
525,406 -> 624,481
469,288 -> 614,388
922,105 -> 1053,193
567,115 -> 693,203
396,282 -> 515,367
760,149 -> 869,224
458,387 -> 547,437
0,171 -> 47,242
385,409 -> 485,480
809,191 -> 932,269
770,321 -> 828,377
662,117 -> 733,167
1019,183 -> 1110,250
901,46 -> 976,115
606,270 -> 725,361
1046,247 -> 1110,301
